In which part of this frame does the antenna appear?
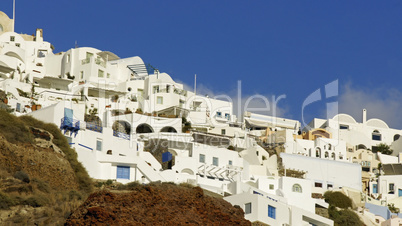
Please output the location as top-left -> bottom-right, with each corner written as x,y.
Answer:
194,74 -> 197,96
12,0 -> 16,32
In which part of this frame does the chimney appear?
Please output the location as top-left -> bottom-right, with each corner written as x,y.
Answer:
35,28 -> 43,42
362,109 -> 367,124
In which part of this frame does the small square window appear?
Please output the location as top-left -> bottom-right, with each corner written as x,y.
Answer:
245,203 -> 252,214
315,182 -> 322,188
228,160 -> 232,165
98,69 -> 104,78
15,43 -> 20,47
269,184 -> 274,190
157,96 -> 163,104
10,36 -> 15,42
221,129 -> 226,135
212,157 -> 219,166
199,154 -> 205,163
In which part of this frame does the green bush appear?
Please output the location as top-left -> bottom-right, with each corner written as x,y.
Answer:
23,194 -> 49,207
117,181 -> 141,190
14,171 -> 30,183
324,191 -> 352,209
0,110 -> 33,144
31,178 -> 51,193
68,190 -> 83,201
0,192 -> 16,209
328,206 -> 363,226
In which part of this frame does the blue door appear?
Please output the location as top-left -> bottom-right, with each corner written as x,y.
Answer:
373,184 -> 378,194
116,166 -> 130,179
399,189 -> 402,197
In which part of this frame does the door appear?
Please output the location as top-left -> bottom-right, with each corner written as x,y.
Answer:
373,184 -> 378,194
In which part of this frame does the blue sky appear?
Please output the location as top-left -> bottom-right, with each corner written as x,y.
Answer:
2,1 -> 402,128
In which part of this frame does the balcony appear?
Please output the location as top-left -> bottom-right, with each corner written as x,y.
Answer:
81,58 -> 90,65
60,117 -> 80,137
113,130 -> 130,140
86,122 -> 103,133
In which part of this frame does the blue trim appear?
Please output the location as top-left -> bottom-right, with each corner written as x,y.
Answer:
79,143 -> 93,150
69,143 -> 75,145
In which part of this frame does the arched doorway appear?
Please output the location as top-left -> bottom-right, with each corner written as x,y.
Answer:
160,126 -> 177,133
136,123 -> 154,133
112,120 -> 131,134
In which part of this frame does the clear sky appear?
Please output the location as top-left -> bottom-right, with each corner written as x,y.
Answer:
1,1 -> 402,128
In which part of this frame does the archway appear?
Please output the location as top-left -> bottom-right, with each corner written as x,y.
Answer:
181,168 -> 194,175
136,123 -> 154,133
112,120 -> 131,134
160,126 -> 177,133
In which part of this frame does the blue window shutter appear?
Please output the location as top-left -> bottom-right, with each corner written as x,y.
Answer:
117,166 -> 130,179
268,205 -> 276,219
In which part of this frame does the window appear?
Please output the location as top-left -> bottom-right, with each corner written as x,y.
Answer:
98,69 -> 104,78
394,134 -> 400,141
324,151 -> 329,158
96,139 -> 102,151
80,71 -> 84,79
327,184 -> 333,189
116,166 -> 130,179
216,111 -> 222,117
339,124 -> 349,130
199,154 -> 205,163
228,160 -> 232,165
10,36 -> 15,42
389,183 -> 395,194
269,184 -> 274,190
166,85 -> 170,93
316,148 -> 321,158
38,50 -> 47,58
212,157 -> 219,166
315,182 -> 323,188
86,52 -> 93,59
221,129 -> 226,135
331,152 -> 335,160
157,96 -> 163,104
245,203 -> 252,214
15,43 -> 20,47
225,113 -> 230,120
292,184 -> 302,193
153,86 -> 159,93
372,130 -> 381,141
107,73 -> 110,78
268,205 -> 276,219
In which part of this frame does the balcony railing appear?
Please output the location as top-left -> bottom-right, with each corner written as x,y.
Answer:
60,117 -> 80,137
86,122 -> 103,133
81,58 -> 90,65
95,58 -> 106,67
113,130 -> 130,140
